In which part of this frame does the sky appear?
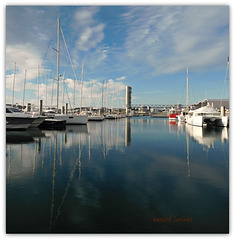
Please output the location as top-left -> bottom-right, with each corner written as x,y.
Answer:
5,4 -> 229,109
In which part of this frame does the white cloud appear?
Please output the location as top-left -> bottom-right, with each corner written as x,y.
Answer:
75,24 -> 105,52
116,76 -> 126,81
6,44 -> 43,92
73,7 -> 98,27
122,6 -> 229,75
73,7 -> 106,52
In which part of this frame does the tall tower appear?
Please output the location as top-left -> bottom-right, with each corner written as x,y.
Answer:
126,86 -> 132,115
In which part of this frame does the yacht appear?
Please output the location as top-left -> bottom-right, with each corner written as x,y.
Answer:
54,114 -> 88,125
6,106 -> 36,130
88,115 -> 104,121
169,108 -> 181,120
186,105 -> 228,127
105,114 -> 117,120
7,106 -> 46,128
43,110 -> 88,125
177,109 -> 188,122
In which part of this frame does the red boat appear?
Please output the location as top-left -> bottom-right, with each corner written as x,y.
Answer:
169,108 -> 181,120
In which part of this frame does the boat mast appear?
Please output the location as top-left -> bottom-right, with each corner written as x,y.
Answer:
80,62 -> 84,113
12,62 -> 16,106
101,80 -> 104,112
62,71 -> 65,108
74,74 -> 75,110
51,73 -> 55,108
186,67 -> 189,111
104,80 -> 107,113
45,72 -> 47,109
22,69 -> 27,107
56,17 -> 60,113
37,65 -> 40,107
90,80 -> 93,111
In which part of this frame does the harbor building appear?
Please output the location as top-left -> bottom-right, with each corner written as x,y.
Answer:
193,99 -> 229,110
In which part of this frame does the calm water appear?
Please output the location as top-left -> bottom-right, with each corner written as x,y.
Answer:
6,117 -> 229,233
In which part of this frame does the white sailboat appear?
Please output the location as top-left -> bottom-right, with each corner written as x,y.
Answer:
51,18 -> 88,125
87,80 -> 104,121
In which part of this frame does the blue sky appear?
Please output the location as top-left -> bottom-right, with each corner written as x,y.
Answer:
5,5 -> 229,108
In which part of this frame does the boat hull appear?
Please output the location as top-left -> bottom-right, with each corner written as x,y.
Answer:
39,119 -> 66,130
29,117 -> 47,128
187,116 -> 228,127
177,115 -> 185,122
88,116 -> 104,121
6,117 -> 35,130
105,115 -> 116,119
169,113 -> 179,120
53,114 -> 88,125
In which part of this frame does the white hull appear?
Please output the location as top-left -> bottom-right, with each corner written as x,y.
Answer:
186,115 -> 228,127
177,115 -> 186,122
88,115 -> 104,121
105,114 -> 116,119
54,114 -> 88,125
186,105 -> 228,127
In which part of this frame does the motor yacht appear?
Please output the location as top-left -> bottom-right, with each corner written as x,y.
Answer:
186,105 -> 228,127
6,106 -> 35,130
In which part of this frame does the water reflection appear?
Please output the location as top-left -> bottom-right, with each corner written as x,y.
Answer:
6,118 -> 229,233
185,124 -> 229,150
6,131 -> 34,144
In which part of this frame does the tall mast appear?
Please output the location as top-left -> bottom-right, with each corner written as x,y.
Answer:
74,75 -> 75,110
62,71 -> 65,108
22,69 -> 27,107
90,80 -> 92,111
80,62 -> 84,113
104,80 -> 107,113
37,65 -> 40,107
12,62 -> 16,106
186,67 -> 189,111
51,73 -> 54,108
45,72 -> 48,108
101,80 -> 104,111
56,17 -> 60,112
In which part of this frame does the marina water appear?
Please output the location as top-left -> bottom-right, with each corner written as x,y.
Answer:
6,117 -> 229,233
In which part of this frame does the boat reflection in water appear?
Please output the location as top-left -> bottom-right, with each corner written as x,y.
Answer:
6,118 -> 228,233
185,123 -> 229,151
6,131 -> 35,144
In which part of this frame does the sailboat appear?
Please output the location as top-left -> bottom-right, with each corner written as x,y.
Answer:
86,80 -> 104,121
51,18 -> 88,125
